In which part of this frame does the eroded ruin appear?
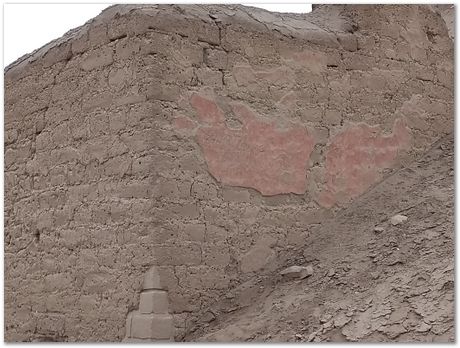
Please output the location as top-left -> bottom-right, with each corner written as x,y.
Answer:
4,4 -> 454,342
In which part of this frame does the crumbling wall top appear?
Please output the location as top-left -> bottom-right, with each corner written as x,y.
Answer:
8,4 -> 451,80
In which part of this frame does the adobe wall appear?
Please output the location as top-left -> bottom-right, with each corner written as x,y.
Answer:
4,4 -> 453,342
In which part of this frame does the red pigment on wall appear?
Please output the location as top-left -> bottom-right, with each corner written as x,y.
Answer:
318,119 -> 411,208
174,115 -> 197,131
187,93 -> 315,196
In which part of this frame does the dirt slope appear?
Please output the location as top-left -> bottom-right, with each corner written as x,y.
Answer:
188,133 -> 454,342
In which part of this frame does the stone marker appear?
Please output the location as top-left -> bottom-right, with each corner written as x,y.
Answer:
143,266 -> 162,290
139,290 -> 169,314
130,312 -> 174,340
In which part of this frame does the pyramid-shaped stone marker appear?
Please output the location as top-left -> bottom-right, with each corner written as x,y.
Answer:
124,266 -> 174,341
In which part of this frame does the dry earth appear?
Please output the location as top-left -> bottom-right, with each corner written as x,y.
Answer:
188,133 -> 454,342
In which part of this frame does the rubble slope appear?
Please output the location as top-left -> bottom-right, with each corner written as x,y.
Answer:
189,133 -> 454,342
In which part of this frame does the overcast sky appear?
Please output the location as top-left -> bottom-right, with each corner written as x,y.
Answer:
3,3 -> 312,67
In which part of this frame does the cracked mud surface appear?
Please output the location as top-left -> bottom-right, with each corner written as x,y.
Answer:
188,134 -> 454,342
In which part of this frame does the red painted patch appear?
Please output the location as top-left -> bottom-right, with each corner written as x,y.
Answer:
318,119 -> 411,208
185,93 -> 315,196
189,94 -> 225,125
174,115 -> 197,131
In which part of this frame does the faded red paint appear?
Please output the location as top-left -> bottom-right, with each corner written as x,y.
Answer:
174,115 -> 197,131
185,93 -> 315,196
190,94 -> 226,125
318,119 -> 411,208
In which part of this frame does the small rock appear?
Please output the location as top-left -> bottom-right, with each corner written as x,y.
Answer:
374,226 -> 385,234
201,311 -> 216,323
280,265 -> 313,279
390,214 -> 408,226
379,324 -> 407,339
386,256 -> 404,266
415,322 -> 432,333
322,320 -> 333,329
320,314 -> 332,323
327,268 -> 335,277
307,331 -> 317,342
334,313 -> 351,328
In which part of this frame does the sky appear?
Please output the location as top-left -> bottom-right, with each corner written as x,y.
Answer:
3,3 -> 312,67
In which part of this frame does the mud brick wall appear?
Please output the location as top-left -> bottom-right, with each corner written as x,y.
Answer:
4,4 -> 453,342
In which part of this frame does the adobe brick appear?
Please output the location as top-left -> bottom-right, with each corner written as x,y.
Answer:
81,47 -> 113,71
222,188 -> 251,203
183,223 -> 206,242
204,48 -> 228,70
174,203 -> 200,219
